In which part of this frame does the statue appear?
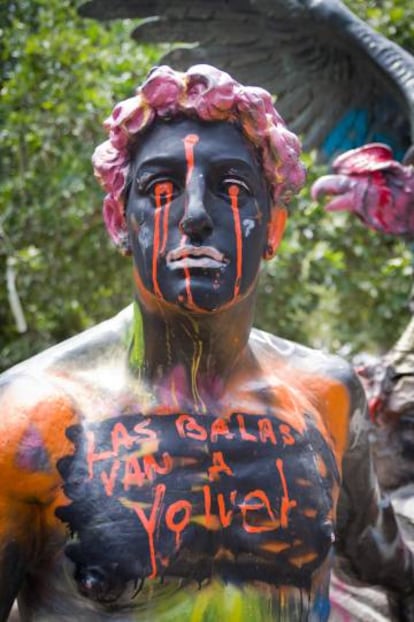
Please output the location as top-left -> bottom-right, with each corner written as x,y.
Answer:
312,141 -> 414,494
312,143 -> 414,238
364,318 -> 414,496
1,65 -> 413,622
79,0 -> 414,164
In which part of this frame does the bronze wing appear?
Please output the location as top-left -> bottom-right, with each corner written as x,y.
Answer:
78,0 -> 414,160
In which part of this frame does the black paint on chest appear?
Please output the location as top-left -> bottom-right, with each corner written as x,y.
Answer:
56,412 -> 339,603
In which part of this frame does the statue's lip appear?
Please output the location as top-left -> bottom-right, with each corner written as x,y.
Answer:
166,245 -> 227,269
167,246 -> 226,262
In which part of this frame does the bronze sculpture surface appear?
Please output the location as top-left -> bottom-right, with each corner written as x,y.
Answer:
1,64 -> 414,622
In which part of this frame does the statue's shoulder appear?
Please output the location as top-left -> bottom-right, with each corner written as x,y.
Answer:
0,305 -> 133,429
1,305 -> 133,384
0,306 -> 134,502
250,327 -> 361,393
250,328 -> 366,453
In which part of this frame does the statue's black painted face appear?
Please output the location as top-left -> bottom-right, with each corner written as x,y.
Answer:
126,119 -> 270,312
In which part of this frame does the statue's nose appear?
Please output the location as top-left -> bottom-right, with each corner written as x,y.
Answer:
179,205 -> 214,239
179,175 -> 213,240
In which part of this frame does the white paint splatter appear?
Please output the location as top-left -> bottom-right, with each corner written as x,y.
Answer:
242,218 -> 255,237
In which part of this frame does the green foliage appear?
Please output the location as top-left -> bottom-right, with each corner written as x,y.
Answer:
345,0 -> 414,50
255,0 -> 414,354
1,0 -> 413,372
256,155 -> 413,355
0,0 -> 162,369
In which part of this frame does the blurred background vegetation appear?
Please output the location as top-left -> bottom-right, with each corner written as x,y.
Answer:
1,0 -> 413,371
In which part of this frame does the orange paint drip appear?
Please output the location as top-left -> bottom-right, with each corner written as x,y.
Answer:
183,133 -> 199,184
202,484 -> 213,529
184,266 -> 195,308
179,235 -> 204,312
240,489 -> 278,533
228,185 -> 242,298
302,508 -> 318,518
129,483 -> 165,578
261,541 -> 290,554
275,458 -> 297,528
177,235 -> 194,308
159,182 -> 173,255
152,195 -> 162,297
165,499 -> 192,550
153,182 -> 173,298
289,551 -> 318,568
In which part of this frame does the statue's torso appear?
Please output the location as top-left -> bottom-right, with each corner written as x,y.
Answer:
3,311 -> 351,621
20,407 -> 338,621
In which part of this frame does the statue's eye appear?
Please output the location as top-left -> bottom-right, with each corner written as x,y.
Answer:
137,176 -> 180,203
220,177 -> 252,199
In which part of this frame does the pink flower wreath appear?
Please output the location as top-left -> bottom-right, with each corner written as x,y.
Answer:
92,64 -> 306,253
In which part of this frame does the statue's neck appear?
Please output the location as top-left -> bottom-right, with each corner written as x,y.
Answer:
130,293 -> 257,409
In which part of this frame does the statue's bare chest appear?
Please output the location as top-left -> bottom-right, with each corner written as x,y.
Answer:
56,408 -> 339,605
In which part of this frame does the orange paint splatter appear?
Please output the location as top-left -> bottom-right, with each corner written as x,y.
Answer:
160,186 -> 173,255
316,455 -> 328,478
261,541 -> 290,554
239,489 -> 279,533
128,483 -> 166,578
296,478 -> 312,488
217,490 -> 237,527
275,458 -> 297,528
289,551 -> 318,568
165,499 -> 192,549
0,375 -> 79,545
183,134 -> 199,183
208,451 -> 233,481
153,182 -> 174,298
228,185 -> 242,299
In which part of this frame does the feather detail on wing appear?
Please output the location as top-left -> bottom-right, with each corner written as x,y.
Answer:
79,0 -> 414,161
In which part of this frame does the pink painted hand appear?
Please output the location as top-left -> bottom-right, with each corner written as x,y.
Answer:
312,144 -> 414,237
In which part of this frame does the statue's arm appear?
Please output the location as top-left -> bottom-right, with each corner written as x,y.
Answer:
0,540 -> 26,621
312,143 -> 414,237
335,371 -> 414,620
0,373 -> 76,621
0,382 -> 31,621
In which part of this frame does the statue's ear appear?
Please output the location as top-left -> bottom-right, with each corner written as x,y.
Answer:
263,208 -> 287,260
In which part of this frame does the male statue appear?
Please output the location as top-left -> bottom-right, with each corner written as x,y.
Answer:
0,65 -> 413,622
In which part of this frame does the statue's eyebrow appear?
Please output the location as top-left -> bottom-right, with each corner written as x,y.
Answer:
209,157 -> 257,172
134,155 -> 260,185
134,156 -> 185,175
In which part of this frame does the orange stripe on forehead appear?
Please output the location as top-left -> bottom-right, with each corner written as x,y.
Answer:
183,134 -> 200,185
